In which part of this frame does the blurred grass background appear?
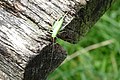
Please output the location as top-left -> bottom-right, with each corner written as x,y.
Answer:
48,0 -> 120,80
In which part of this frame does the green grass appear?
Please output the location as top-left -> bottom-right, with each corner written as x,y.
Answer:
48,0 -> 120,80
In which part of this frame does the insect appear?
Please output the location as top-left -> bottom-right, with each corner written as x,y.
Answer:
51,13 -> 67,40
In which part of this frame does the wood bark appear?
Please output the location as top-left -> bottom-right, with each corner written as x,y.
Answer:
0,0 -> 114,80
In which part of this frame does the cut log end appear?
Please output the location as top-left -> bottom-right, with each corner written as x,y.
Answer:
23,43 -> 67,80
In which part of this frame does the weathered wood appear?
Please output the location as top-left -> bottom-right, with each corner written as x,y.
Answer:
0,0 -> 114,80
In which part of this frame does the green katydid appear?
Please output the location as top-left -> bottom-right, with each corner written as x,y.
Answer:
51,13 -> 67,39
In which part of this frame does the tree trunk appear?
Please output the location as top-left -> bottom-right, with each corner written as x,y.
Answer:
0,0 -> 114,80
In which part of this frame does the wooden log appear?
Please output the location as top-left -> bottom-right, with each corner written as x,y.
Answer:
0,0 -> 114,80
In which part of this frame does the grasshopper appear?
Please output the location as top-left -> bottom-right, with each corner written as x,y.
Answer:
51,13 -> 67,39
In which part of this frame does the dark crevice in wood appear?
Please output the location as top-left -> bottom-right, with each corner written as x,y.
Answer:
22,12 -> 39,24
0,45 -> 24,71
0,57 -> 21,79
52,3 -> 63,12
28,1 -> 55,20
22,6 -> 51,26
0,0 -> 51,32
0,39 -> 13,49
17,1 -> 53,28
0,0 -> 24,19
